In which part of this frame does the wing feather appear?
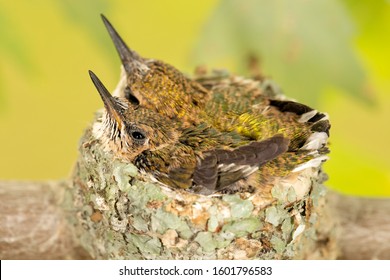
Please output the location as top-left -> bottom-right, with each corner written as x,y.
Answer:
192,134 -> 289,194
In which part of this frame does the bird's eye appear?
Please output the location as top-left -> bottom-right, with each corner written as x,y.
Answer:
130,129 -> 147,145
132,131 -> 145,140
124,87 -> 140,106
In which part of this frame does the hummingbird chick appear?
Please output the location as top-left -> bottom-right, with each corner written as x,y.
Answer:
101,15 -> 330,155
101,15 -> 209,127
96,15 -> 331,193
89,71 -> 290,195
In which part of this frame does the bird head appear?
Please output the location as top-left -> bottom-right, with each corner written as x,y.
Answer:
89,70 -> 179,161
100,15 -> 209,126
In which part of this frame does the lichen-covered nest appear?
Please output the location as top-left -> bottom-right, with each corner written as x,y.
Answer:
71,116 -> 335,260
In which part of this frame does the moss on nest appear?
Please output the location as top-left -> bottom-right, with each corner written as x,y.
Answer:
71,119 -> 334,260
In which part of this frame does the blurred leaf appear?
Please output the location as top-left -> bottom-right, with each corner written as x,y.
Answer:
341,0 -> 390,81
342,0 -> 389,30
55,0 -> 113,59
192,0 -> 371,106
0,8 -> 35,111
0,9 -> 34,70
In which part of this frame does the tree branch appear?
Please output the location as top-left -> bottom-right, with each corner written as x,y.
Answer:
0,181 -> 89,259
329,191 -> 390,259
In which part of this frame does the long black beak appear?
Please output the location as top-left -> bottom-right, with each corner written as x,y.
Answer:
101,14 -> 141,74
89,70 -> 125,128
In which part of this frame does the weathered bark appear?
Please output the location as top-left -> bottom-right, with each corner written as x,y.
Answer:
0,180 -> 90,259
329,191 -> 390,260
1,176 -> 389,259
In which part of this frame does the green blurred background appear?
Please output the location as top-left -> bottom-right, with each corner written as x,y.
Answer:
0,0 -> 389,196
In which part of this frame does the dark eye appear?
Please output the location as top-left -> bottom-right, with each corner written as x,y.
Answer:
130,130 -> 147,145
124,87 -> 140,106
131,131 -> 145,140
127,125 -> 147,145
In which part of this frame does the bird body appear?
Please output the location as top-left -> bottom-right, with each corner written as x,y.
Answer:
87,15 -> 330,195
89,71 -> 289,194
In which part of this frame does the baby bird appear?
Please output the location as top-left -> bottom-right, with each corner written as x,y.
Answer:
89,70 -> 289,195
95,15 -> 331,195
101,15 -> 209,127
101,15 -> 329,146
